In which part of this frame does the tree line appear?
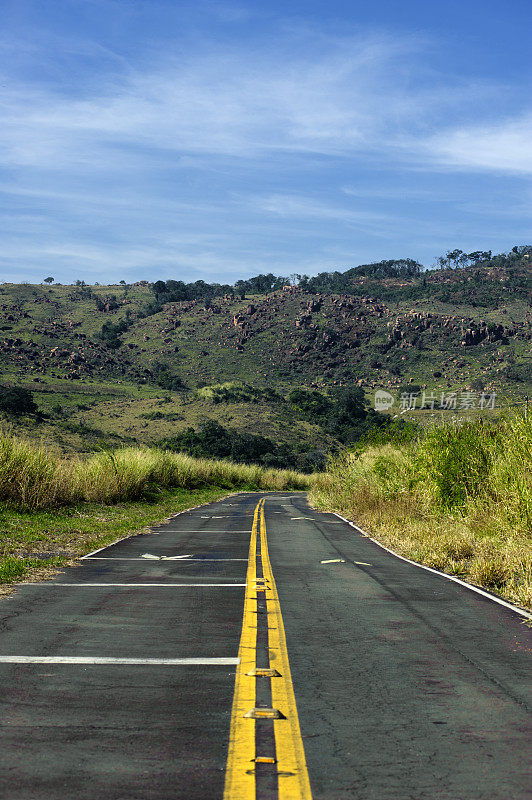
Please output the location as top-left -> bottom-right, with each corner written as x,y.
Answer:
147,246 -> 530,303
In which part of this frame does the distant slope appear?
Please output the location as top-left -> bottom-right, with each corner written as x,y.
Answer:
0,254 -> 530,453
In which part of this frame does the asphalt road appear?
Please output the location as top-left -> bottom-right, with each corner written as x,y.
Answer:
0,492 -> 530,800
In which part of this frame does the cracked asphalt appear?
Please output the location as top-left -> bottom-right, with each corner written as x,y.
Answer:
0,492 -> 530,799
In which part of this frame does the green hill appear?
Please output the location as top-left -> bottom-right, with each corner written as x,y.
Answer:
1,248 -> 530,460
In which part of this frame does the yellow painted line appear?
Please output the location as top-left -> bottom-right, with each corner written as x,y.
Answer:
223,499 -> 261,800
224,499 -> 313,800
259,502 -> 313,800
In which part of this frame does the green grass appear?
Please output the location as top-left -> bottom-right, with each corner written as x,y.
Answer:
0,429 -> 313,588
0,431 -> 311,511
310,413 -> 532,610
0,485 -> 233,588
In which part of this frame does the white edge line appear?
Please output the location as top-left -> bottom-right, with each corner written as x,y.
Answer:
332,513 -> 532,620
81,534 -> 132,559
0,656 -> 240,665
24,583 -> 247,588
84,558 -> 248,561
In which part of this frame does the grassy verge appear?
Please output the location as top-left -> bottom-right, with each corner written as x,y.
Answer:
0,486 -> 232,590
0,430 -> 313,591
310,414 -> 532,611
0,431 -> 311,510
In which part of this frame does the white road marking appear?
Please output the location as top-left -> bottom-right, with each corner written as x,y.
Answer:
353,561 -> 372,566
163,555 -> 194,560
24,583 -> 247,588
140,553 -> 194,560
84,557 -> 248,562
320,559 -> 346,564
332,512 -> 532,620
80,535 -> 134,559
0,656 -> 240,665
79,494 -> 246,558
291,517 -> 314,520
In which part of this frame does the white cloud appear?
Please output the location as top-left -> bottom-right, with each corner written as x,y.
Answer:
1,28 -> 526,177
0,232 -> 328,284
255,193 -> 389,225
1,22 -> 530,283
424,114 -> 532,175
0,30 -> 479,171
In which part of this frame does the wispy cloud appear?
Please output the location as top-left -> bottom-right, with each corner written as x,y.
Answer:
0,30 -> 496,171
256,194 -> 389,222
423,114 -> 532,175
0,13 -> 530,282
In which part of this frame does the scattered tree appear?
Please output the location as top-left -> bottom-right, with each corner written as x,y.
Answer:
0,386 -> 37,416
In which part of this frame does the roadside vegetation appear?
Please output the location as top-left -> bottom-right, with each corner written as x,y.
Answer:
156,388 -> 401,472
0,430 -> 312,589
310,413 -> 532,610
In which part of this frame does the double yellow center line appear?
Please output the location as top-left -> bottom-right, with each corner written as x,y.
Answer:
224,498 -> 313,800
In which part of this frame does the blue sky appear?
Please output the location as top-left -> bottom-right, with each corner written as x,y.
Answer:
1,0 -> 531,284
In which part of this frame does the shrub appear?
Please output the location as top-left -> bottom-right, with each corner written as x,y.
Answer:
287,388 -> 332,419
415,422 -> 495,509
0,386 -> 37,416
158,421 -> 301,470
198,382 -> 278,404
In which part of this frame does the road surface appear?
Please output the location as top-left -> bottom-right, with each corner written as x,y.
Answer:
0,492 -> 530,799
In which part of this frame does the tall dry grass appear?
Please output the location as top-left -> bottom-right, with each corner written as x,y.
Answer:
0,432 -> 312,511
310,414 -> 532,609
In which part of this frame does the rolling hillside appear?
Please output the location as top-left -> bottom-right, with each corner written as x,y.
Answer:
1,250 -> 530,457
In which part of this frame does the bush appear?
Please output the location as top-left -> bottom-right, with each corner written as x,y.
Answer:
0,386 -> 37,416
198,382 -> 279,404
98,319 -> 129,349
287,388 -> 332,419
358,419 -> 419,447
415,422 -> 495,508
158,421 -> 303,470
152,363 -> 186,391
